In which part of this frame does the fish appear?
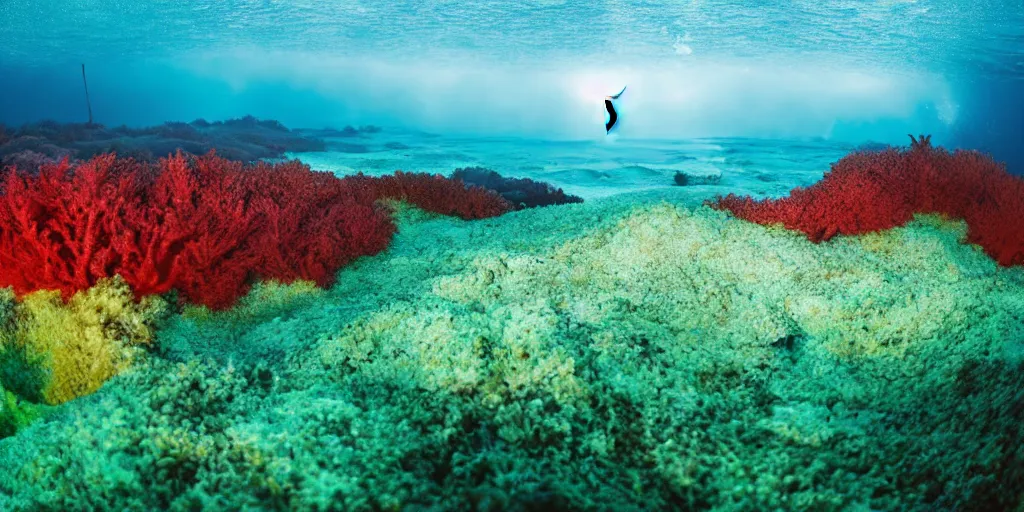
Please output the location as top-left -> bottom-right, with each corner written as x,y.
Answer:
604,85 -> 627,133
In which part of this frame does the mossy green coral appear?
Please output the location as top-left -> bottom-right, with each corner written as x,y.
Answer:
159,279 -> 326,364
0,384 -> 47,438
0,191 -> 1022,510
181,279 -> 324,324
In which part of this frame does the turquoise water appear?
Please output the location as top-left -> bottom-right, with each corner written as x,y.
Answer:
288,129 -> 853,200
1,1 -> 1021,164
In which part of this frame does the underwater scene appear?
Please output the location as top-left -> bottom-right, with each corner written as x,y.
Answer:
1,1 -> 1023,510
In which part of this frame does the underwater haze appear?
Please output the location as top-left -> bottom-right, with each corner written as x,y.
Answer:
3,1 -> 1024,511
1,1 -> 1022,148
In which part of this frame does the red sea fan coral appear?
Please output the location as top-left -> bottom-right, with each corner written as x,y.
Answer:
958,167 -> 1024,266
126,153 -> 264,308
0,154 -> 145,298
0,153 -> 263,307
710,137 -> 1024,265
0,151 -> 512,309
714,159 -> 917,242
237,158 -> 396,287
354,171 -> 514,219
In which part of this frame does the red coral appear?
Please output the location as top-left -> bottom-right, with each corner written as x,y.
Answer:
0,151 -> 512,309
126,153 -> 263,308
0,155 -> 143,298
350,171 -> 513,219
237,159 -> 395,288
709,139 -> 1024,265
958,165 -> 1024,266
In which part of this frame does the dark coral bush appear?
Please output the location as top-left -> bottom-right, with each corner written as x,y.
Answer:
0,117 -> 326,165
451,166 -> 583,210
710,136 -> 1024,265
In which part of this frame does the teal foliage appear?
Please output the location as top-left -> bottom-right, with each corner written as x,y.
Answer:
0,385 -> 46,439
0,287 -> 47,403
0,345 -> 47,404
1,200 -> 1023,510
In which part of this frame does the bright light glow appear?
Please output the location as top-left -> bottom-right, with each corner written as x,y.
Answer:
180,48 -> 955,142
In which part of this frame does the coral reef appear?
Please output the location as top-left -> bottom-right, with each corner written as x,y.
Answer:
0,152 -> 510,310
348,171 -> 514,220
303,125 -> 383,138
673,170 -> 722,187
0,277 -> 169,405
1,150 -> 69,174
1,189 -> 1021,509
1,137 -> 1021,508
0,384 -> 48,438
0,116 -> 326,168
710,136 -> 1024,265
451,166 -> 584,209
0,153 -> 510,407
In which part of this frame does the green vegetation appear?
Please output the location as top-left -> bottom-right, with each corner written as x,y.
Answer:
1,189 -> 1022,511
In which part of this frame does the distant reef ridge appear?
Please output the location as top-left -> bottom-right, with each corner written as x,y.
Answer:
0,116 -> 327,168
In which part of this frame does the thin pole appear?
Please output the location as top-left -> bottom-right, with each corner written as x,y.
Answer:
81,63 -> 93,125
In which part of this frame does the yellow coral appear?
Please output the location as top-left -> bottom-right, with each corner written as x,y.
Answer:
181,279 -> 323,324
0,277 -> 168,404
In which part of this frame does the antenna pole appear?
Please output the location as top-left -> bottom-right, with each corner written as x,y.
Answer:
81,63 -> 94,125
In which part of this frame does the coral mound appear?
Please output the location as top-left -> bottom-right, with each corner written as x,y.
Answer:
0,152 -> 511,309
2,198 -> 1022,509
710,136 -> 1024,265
451,166 -> 584,209
0,116 -> 326,167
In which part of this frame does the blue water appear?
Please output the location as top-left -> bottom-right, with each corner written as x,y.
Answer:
1,0 -> 1022,171
287,129 -> 853,202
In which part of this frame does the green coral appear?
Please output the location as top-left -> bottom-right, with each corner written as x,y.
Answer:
158,279 -> 327,364
0,384 -> 47,438
0,193 -> 1022,510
